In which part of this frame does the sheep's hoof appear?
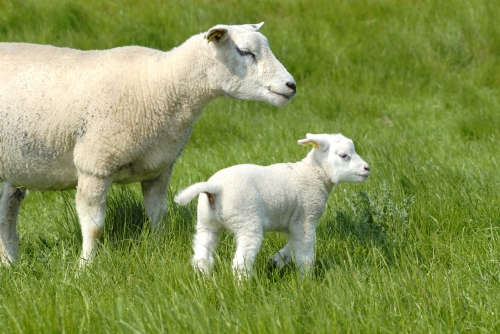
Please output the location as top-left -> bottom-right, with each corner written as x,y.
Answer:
267,258 -> 279,271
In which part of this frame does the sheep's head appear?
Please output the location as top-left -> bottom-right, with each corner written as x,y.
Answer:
299,133 -> 370,185
205,23 -> 296,107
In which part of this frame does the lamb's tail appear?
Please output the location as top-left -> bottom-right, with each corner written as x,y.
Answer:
174,182 -> 221,206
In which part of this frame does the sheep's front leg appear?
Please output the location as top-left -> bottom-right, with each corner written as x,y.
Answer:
0,182 -> 26,266
76,173 -> 112,267
141,166 -> 172,231
269,241 -> 293,270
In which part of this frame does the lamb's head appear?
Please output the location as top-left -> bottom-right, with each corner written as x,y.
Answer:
299,133 -> 370,185
205,23 -> 296,107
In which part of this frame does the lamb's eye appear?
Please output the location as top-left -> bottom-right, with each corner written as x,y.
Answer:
339,153 -> 348,159
235,46 -> 255,59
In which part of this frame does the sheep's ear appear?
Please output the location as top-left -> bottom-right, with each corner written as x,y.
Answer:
243,22 -> 264,31
297,133 -> 330,152
205,26 -> 229,44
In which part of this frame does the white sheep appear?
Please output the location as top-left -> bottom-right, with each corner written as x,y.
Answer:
0,23 -> 296,267
174,133 -> 370,279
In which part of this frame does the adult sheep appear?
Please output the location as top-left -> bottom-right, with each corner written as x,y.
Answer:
0,23 -> 296,267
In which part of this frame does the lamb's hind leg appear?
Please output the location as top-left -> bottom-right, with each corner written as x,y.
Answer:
192,193 -> 222,275
75,173 -> 112,267
0,182 -> 26,266
192,224 -> 222,275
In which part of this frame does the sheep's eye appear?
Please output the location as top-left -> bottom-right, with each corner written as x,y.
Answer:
236,46 -> 255,59
339,153 -> 348,159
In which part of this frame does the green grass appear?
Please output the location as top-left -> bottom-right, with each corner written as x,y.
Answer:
1,0 -> 500,332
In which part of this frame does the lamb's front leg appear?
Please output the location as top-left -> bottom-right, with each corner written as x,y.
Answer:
141,166 -> 172,231
290,232 -> 316,278
76,173 -> 112,267
269,241 -> 293,270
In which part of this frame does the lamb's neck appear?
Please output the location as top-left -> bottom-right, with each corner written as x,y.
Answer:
299,155 -> 335,195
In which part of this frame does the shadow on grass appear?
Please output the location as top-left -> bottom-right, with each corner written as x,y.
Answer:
166,186 -> 196,235
21,184 -> 201,269
316,184 -> 415,275
104,185 -> 148,243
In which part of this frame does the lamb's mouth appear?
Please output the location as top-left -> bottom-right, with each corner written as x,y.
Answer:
358,174 -> 370,178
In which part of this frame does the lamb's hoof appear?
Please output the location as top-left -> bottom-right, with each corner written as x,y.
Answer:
268,252 -> 288,271
191,258 -> 214,276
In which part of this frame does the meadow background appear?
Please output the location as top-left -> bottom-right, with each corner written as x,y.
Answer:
1,0 -> 499,332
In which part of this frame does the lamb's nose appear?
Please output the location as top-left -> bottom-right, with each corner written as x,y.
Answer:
286,82 -> 296,93
364,165 -> 370,172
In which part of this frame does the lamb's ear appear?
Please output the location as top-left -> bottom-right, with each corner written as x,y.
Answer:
243,22 -> 264,31
297,133 -> 330,152
205,26 -> 229,44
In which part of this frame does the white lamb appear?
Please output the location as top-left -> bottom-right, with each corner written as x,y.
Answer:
174,133 -> 370,279
0,23 -> 296,266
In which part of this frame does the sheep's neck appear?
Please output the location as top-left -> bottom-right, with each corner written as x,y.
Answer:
151,35 -> 221,130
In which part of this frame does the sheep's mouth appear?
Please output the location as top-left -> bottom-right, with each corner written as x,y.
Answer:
269,89 -> 295,100
357,173 -> 370,178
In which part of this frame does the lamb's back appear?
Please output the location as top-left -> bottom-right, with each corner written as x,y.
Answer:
209,163 -> 303,230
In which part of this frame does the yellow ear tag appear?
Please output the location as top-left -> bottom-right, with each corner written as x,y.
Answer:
300,141 -> 318,148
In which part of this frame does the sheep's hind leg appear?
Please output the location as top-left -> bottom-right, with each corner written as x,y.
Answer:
76,173 -> 112,267
141,166 -> 172,232
268,240 -> 293,271
0,182 -> 26,266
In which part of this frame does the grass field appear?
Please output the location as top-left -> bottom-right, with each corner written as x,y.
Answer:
1,0 -> 499,332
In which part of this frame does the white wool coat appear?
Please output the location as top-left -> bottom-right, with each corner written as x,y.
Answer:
0,23 -> 296,266
175,133 -> 370,279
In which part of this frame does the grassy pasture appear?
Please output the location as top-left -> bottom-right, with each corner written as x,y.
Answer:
0,0 -> 499,332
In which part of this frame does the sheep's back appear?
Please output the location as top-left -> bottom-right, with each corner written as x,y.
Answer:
0,43 -> 169,189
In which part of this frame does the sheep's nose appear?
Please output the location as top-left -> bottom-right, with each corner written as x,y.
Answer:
286,82 -> 296,93
364,165 -> 370,172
